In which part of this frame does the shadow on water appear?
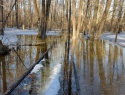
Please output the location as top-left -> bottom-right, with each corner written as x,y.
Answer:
0,33 -> 125,95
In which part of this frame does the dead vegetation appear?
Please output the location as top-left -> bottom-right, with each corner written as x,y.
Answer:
0,40 -> 11,56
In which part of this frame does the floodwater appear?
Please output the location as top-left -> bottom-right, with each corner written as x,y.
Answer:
0,33 -> 125,95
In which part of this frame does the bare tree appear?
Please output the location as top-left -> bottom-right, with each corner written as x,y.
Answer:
72,0 -> 76,39
68,0 -> 71,33
15,0 -> 19,28
76,0 -> 83,38
33,0 -> 40,37
115,0 -> 124,42
82,0 -> 90,35
0,0 -> 3,35
90,0 -> 99,39
28,0 -> 31,29
95,0 -> 112,39
110,0 -> 118,33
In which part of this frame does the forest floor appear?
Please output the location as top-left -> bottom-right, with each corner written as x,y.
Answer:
82,31 -> 125,48
100,31 -> 125,48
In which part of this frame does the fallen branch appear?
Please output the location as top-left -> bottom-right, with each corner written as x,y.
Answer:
10,42 -> 46,46
4,45 -> 52,95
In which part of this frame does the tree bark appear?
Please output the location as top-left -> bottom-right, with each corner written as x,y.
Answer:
45,0 -> 51,31
33,0 -> 41,37
72,0 -> 76,39
110,0 -> 118,33
28,0 -> 31,29
76,0 -> 83,38
68,0 -> 71,34
0,0 -> 3,35
90,0 -> 99,39
15,0 -> 19,29
41,0 -> 46,38
115,0 -> 124,42
95,0 -> 112,39
82,0 -> 90,35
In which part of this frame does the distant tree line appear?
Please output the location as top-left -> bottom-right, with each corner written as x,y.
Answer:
0,0 -> 125,39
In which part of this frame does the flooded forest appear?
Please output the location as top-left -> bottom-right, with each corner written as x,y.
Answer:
0,0 -> 125,95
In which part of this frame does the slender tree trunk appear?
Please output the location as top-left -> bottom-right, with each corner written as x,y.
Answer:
65,0 -> 68,31
72,0 -> 76,39
15,0 -> 19,29
33,0 -> 41,37
45,0 -> 51,31
121,13 -> 125,32
22,0 -> 26,30
68,0 -> 71,33
28,0 -> 31,29
110,0 -> 118,33
41,0 -> 46,38
115,0 -> 124,42
76,0 -> 83,38
18,0 -> 20,27
90,0 -> 99,39
0,0 -> 3,35
95,0 -> 112,39
83,0 -> 90,35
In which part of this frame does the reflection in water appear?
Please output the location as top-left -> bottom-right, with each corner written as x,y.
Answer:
76,39 -> 125,95
1,56 -> 7,93
0,34 -> 125,95
10,35 -> 65,95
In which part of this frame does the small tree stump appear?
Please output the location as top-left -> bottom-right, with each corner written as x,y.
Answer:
0,40 -> 11,56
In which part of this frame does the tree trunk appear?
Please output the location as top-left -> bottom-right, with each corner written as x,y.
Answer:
41,0 -> 46,38
68,0 -> 71,34
65,0 -> 68,31
33,0 -> 41,37
28,0 -> 31,29
45,0 -> 51,31
15,0 -> 19,29
72,0 -> 76,39
110,0 -> 118,33
95,0 -> 112,39
0,0 -> 3,35
121,13 -> 125,32
76,0 -> 83,38
82,0 -> 90,35
22,0 -> 26,30
115,0 -> 124,42
90,0 -> 99,39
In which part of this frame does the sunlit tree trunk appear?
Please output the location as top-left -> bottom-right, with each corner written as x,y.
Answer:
96,0 -> 105,25
22,0 -> 26,30
65,0 -> 68,31
115,0 -> 124,42
95,0 -> 112,39
110,0 -> 118,33
28,0 -> 31,29
33,0 -> 40,37
82,0 -> 90,35
72,0 -> 76,39
90,0 -> 99,39
76,0 -> 83,38
0,0 -> 3,35
121,13 -> 125,32
68,0 -> 71,33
